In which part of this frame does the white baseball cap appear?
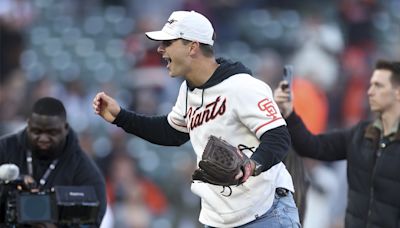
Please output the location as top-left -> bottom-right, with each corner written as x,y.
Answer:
145,10 -> 215,46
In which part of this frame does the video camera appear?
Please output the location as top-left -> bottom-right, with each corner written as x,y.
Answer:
0,180 -> 100,227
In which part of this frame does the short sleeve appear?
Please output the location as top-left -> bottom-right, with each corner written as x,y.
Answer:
167,82 -> 189,133
233,75 -> 286,138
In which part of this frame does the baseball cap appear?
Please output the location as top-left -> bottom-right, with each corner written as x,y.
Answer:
145,10 -> 215,46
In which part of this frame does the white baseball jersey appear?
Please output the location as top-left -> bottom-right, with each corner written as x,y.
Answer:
168,73 -> 294,227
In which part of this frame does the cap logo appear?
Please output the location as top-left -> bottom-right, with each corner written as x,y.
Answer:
167,19 -> 177,24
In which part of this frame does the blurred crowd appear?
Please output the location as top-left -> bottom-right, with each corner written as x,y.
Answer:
1,0 -> 399,227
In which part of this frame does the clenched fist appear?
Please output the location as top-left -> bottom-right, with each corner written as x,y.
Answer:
92,92 -> 121,123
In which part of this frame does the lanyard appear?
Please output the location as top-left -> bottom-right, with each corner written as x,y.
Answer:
26,150 -> 59,189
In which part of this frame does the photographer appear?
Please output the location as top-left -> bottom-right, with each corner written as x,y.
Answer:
0,97 -> 107,227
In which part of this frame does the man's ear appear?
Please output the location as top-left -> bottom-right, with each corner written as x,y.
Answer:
189,41 -> 200,55
394,83 -> 400,100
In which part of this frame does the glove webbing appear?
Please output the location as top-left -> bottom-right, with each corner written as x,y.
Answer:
193,143 -> 256,197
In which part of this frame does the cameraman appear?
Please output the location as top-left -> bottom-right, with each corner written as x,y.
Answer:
0,97 -> 107,227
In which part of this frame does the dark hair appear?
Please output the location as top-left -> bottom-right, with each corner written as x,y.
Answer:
181,39 -> 214,57
31,97 -> 66,120
375,60 -> 400,86
199,43 -> 214,57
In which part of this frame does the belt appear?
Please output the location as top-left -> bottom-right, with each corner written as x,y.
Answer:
275,187 -> 290,197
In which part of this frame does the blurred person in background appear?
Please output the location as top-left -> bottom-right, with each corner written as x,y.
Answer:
93,10 -> 300,228
274,59 -> 400,228
107,152 -> 168,228
0,19 -> 28,135
0,97 -> 107,227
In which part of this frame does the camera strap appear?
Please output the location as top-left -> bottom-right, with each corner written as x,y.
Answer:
26,150 -> 59,189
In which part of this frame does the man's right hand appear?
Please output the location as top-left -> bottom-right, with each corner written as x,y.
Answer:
21,175 -> 37,190
92,92 -> 121,123
274,81 -> 294,118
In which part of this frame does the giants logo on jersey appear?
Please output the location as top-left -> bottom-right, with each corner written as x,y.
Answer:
255,97 -> 283,133
258,97 -> 280,119
187,96 -> 226,130
256,98 -> 282,132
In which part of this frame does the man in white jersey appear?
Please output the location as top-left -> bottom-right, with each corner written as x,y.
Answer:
93,10 -> 300,228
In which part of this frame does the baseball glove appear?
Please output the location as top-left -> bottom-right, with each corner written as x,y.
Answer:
192,135 -> 251,187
